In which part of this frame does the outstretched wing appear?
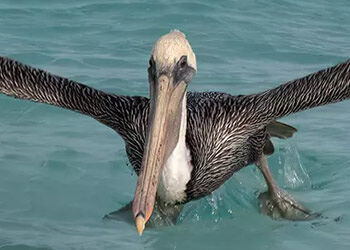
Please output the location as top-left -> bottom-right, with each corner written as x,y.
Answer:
0,56 -> 149,140
250,60 -> 350,125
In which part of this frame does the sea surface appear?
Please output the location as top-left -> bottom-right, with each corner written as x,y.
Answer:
0,0 -> 349,249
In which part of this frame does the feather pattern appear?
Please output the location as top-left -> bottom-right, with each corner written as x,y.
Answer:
0,57 -> 349,202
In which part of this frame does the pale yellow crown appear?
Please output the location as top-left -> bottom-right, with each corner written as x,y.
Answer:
151,30 -> 197,71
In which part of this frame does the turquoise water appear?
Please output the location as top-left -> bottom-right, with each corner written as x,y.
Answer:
0,0 -> 349,249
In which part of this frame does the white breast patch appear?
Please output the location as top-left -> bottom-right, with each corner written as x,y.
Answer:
157,140 -> 193,204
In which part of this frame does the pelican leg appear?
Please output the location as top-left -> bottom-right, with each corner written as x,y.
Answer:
256,155 -> 316,220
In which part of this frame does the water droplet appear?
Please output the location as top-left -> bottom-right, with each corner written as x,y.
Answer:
194,214 -> 200,221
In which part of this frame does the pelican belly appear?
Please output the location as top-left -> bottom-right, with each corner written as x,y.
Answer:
157,140 -> 192,204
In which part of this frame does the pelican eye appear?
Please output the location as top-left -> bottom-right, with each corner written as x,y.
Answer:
174,55 -> 194,84
178,56 -> 187,69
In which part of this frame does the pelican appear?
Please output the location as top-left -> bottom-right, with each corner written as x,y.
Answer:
0,30 -> 349,235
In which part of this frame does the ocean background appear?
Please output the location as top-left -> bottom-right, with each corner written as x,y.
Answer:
0,0 -> 349,249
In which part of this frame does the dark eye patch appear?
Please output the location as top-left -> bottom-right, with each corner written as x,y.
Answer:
149,58 -> 154,68
173,55 -> 195,84
148,57 -> 156,76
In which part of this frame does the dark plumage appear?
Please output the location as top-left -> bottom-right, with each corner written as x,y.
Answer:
1,56 -> 349,205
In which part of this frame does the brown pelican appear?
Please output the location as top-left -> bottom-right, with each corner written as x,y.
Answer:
0,30 -> 349,235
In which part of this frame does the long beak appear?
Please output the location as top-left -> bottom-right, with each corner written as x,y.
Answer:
132,74 -> 186,235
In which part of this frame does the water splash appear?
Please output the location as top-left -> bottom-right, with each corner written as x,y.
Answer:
275,137 -> 312,190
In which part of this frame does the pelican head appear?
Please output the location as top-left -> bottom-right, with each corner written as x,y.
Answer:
132,30 -> 196,235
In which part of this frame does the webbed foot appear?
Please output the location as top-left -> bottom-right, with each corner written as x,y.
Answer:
258,188 -> 319,220
256,154 -> 319,221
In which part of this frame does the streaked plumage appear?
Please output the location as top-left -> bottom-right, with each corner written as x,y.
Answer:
1,56 -> 349,201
